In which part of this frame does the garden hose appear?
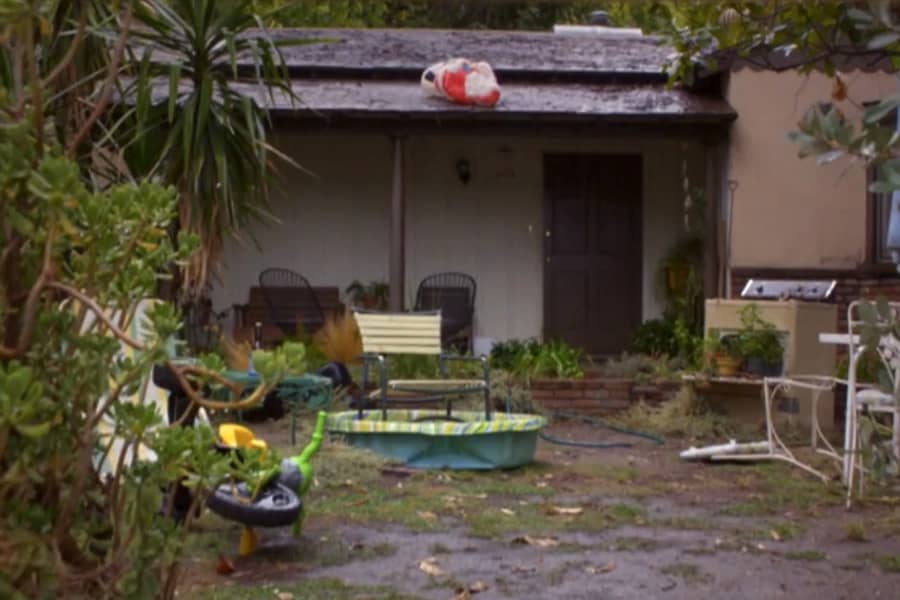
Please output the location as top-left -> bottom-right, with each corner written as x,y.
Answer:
497,387 -> 663,448
537,411 -> 664,449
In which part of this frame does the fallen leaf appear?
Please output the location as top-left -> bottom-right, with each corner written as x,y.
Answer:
500,508 -> 515,516
469,580 -> 489,593
512,565 -> 537,575
536,481 -> 549,488
418,557 -> 446,577
216,555 -> 235,576
276,593 -> 294,600
418,511 -> 438,520
452,590 -> 472,600
598,561 -> 616,573
546,505 -> 583,516
511,535 -> 559,548
770,529 -> 781,542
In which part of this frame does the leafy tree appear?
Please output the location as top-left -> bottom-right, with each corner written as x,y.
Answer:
661,1 -> 900,195
1,1 -> 305,597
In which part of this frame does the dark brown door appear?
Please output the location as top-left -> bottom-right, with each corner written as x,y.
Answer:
543,154 -> 642,355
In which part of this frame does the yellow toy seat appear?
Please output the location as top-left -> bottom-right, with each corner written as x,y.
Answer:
218,423 -> 268,453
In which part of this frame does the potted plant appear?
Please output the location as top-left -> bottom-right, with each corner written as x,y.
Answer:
704,329 -> 742,376
736,304 -> 784,376
345,280 -> 390,310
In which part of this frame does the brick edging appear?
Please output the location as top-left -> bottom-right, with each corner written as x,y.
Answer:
530,377 -> 680,416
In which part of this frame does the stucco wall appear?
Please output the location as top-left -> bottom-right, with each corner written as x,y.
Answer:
210,131 -> 699,342
727,69 -> 897,269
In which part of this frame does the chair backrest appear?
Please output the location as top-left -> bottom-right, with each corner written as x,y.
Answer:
259,268 -> 325,335
79,298 -> 174,474
414,272 -> 476,330
847,300 -> 900,395
353,310 -> 442,356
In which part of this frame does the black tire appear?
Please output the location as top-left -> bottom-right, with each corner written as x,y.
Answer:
206,480 -> 301,528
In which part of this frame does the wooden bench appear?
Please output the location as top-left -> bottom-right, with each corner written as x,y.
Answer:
233,286 -> 340,345
354,310 -> 490,419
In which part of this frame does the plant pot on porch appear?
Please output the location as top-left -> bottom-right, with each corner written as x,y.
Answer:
713,353 -> 742,377
665,264 -> 692,295
743,356 -> 783,377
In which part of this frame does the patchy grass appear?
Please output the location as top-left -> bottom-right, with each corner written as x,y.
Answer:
609,536 -> 659,552
466,501 -> 646,540
784,550 -> 827,562
659,562 -> 711,585
846,521 -> 868,542
714,462 -> 844,517
611,385 -> 741,441
878,554 -> 900,572
429,542 -> 452,555
188,578 -> 423,600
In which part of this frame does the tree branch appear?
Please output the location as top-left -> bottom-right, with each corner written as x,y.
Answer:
66,3 -> 133,157
45,282 -> 144,351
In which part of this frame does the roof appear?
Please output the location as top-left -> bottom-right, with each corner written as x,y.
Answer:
265,28 -> 672,82
142,27 -> 736,126
228,80 -> 734,124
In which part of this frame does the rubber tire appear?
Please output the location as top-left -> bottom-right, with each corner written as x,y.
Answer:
206,480 -> 301,528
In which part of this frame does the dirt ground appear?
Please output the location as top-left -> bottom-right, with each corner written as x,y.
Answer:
179,418 -> 900,600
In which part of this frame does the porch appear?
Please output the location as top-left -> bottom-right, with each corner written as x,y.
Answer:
209,27 -> 735,355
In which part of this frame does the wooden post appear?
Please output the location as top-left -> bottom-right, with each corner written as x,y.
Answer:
389,136 -> 405,311
703,142 -> 722,299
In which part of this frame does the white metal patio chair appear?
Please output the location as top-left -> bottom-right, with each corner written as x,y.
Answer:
844,300 -> 900,506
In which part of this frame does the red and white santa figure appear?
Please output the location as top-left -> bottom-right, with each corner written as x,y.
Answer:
420,58 -> 501,107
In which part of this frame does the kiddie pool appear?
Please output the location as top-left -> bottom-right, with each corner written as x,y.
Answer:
326,410 -> 546,470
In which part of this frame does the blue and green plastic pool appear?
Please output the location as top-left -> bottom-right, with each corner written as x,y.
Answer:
326,410 -> 546,469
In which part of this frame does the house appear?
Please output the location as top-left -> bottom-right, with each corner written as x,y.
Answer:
211,26 -> 736,356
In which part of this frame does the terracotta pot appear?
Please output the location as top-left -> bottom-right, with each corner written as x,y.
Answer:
666,264 -> 691,294
714,354 -> 741,377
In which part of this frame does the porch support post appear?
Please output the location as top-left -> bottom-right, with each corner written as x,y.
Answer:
703,141 -> 723,299
389,135 -> 406,311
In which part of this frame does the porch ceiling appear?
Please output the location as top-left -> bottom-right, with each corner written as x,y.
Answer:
232,80 -> 736,125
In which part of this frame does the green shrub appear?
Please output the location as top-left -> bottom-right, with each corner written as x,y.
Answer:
630,319 -> 678,356
489,339 -> 584,380
736,304 -> 784,364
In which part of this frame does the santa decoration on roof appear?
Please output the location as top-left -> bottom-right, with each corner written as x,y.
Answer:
421,58 -> 501,108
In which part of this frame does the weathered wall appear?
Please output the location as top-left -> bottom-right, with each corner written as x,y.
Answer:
210,131 -> 699,342
727,69 -> 898,269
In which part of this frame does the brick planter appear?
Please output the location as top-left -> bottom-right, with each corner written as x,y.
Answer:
530,377 -> 680,416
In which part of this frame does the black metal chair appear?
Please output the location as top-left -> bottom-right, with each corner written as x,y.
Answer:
258,268 -> 326,339
413,272 -> 476,352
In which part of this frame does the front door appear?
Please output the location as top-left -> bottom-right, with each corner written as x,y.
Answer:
542,154 -> 642,356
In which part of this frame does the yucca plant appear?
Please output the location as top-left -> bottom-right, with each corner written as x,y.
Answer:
116,0 -> 298,299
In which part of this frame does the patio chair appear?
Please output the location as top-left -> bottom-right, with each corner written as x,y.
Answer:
844,300 -> 900,505
413,272 -> 476,352
259,268 -> 326,339
353,309 -> 490,420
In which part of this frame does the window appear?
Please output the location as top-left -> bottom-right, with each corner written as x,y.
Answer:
871,180 -> 893,264
867,104 -> 898,265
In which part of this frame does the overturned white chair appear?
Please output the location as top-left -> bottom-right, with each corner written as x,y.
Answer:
353,310 -> 490,420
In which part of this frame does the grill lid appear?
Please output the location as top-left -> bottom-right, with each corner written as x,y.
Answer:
740,279 -> 836,300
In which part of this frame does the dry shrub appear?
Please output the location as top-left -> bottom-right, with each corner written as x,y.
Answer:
314,309 -> 362,365
220,336 -> 251,371
611,385 -> 738,441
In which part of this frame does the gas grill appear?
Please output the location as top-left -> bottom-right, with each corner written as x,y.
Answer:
740,279 -> 837,301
